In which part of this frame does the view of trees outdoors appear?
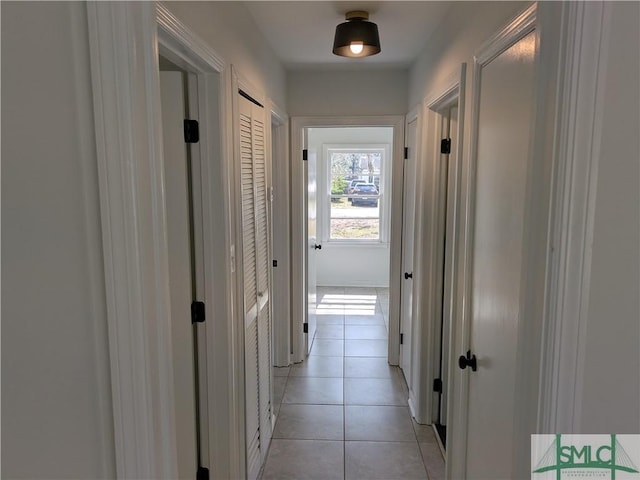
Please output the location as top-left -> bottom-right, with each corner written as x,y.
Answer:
329,150 -> 383,240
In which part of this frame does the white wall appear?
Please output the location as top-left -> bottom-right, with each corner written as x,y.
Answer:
162,1 -> 287,108
316,245 -> 389,287
309,127 -> 393,287
287,69 -> 408,116
408,1 -> 529,109
1,2 -> 115,478
578,1 -> 640,433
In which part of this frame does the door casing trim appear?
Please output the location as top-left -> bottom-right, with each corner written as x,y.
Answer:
267,102 -> 291,368
87,3 -> 243,477
408,63 -> 466,440
538,0 -> 612,435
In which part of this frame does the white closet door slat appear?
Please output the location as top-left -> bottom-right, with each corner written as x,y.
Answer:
252,108 -> 272,455
239,95 -> 273,477
245,319 -> 260,480
240,106 -> 257,314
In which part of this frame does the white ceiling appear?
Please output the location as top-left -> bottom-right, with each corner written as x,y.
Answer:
243,1 -> 452,70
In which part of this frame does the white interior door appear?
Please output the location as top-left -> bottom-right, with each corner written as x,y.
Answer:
253,104 -> 273,465
185,74 -> 210,470
240,94 -> 260,479
464,29 -> 537,479
439,104 -> 458,430
306,143 -> 318,354
400,118 -> 417,382
160,71 -> 198,480
238,93 -> 272,480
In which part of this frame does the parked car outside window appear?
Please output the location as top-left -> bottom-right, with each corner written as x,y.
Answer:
346,179 -> 367,192
346,179 -> 368,202
351,183 -> 379,207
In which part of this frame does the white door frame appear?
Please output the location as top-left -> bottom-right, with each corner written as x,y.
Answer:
267,103 -> 291,367
408,66 -> 466,428
427,88 -> 462,433
290,116 -> 405,365
537,0 -> 613,436
87,3 -> 243,478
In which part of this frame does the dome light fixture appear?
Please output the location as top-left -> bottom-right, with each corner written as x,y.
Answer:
332,11 -> 381,58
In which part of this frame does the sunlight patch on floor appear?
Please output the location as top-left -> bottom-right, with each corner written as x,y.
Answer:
316,293 -> 378,316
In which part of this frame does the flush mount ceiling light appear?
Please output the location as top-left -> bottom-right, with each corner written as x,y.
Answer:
332,11 -> 381,58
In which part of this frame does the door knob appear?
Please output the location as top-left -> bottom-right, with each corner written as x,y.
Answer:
458,350 -> 477,371
404,272 -> 412,280
314,244 -> 322,250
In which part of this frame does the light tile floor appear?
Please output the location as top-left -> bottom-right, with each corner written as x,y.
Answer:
260,287 -> 445,480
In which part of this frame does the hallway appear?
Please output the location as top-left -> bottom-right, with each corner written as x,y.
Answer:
260,287 -> 445,480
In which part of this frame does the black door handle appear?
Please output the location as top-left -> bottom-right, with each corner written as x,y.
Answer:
458,350 -> 477,371
404,272 -> 412,280
314,244 -> 322,250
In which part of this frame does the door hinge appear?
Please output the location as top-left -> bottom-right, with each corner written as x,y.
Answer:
191,301 -> 206,323
184,119 -> 200,143
404,146 -> 409,159
440,138 -> 451,154
400,333 -> 404,345
302,149 -> 308,161
433,378 -> 443,393
273,259 -> 278,267
196,466 -> 209,480
303,322 -> 309,334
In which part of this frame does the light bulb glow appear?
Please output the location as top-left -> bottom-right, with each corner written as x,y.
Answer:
349,42 -> 364,55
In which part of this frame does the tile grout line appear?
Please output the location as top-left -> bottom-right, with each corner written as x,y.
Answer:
267,287 -> 420,479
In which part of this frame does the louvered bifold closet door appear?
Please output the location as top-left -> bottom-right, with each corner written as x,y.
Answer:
238,94 -> 272,480
252,110 -> 273,463
240,96 -> 260,480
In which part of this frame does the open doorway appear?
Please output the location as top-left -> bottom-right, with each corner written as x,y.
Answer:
290,117 -> 405,367
431,102 -> 459,448
158,55 -> 209,479
308,127 -> 394,363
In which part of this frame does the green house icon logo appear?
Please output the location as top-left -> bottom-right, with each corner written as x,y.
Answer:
532,434 -> 640,479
